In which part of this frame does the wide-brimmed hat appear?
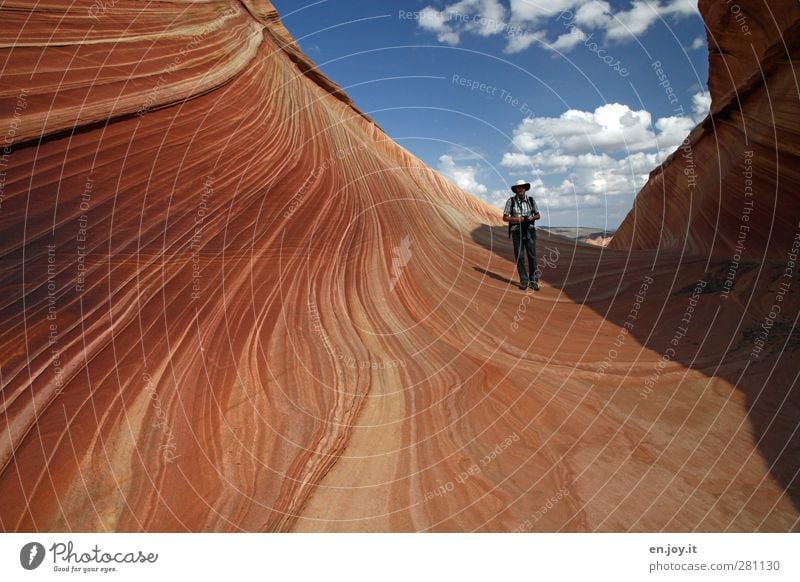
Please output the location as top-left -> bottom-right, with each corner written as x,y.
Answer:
510,179 -> 531,192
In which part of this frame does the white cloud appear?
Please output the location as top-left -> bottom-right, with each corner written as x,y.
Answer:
415,1 -> 700,53
602,1 -> 659,40
692,90 -> 711,119
466,0 -> 507,36
510,0 -> 700,52
504,30 -> 545,53
483,171 -> 633,226
418,6 -> 449,31
509,0 -> 579,23
602,0 -> 699,41
416,0 -> 507,45
498,150 -> 659,217
550,27 -> 588,50
418,6 -> 461,44
505,102 -> 693,156
654,115 -> 696,146
438,154 -> 488,195
662,0 -> 700,16
528,175 -> 605,210
487,188 -> 514,207
495,97 -> 706,223
690,36 -> 705,50
500,152 -> 534,167
574,1 -> 612,28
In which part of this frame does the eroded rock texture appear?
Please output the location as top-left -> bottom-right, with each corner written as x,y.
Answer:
0,1 -> 798,532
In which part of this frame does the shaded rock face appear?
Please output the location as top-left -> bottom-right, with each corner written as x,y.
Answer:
0,2 -> 798,532
611,0 -> 800,260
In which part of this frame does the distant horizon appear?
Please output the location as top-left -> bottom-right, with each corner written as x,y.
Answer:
539,225 -> 616,231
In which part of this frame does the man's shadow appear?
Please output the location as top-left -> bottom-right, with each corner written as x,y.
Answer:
470,224 -> 530,286
473,266 -> 515,286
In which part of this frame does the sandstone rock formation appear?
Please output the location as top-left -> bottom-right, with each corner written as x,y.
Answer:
0,1 -> 797,532
611,0 -> 800,260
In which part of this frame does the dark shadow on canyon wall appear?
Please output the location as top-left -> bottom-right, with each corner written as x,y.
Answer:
471,223 -> 800,514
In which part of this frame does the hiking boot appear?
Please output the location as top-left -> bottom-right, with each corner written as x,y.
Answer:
529,281 -> 540,290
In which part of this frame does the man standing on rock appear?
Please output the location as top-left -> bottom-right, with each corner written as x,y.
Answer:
503,179 -> 541,290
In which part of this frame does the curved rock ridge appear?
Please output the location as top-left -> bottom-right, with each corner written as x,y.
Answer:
611,0 -> 800,260
0,0 -> 371,146
0,1 -> 798,532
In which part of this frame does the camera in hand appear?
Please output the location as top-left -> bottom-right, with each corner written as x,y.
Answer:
521,215 -> 533,229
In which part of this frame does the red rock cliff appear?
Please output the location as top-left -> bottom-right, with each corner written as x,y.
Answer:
611,0 -> 800,259
0,1 -> 797,532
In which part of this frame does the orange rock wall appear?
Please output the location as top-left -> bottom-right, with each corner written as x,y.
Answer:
0,1 -> 797,532
611,0 -> 800,260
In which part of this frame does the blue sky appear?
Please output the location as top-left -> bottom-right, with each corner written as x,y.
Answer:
271,0 -> 709,228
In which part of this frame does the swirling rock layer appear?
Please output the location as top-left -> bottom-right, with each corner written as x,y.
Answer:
0,1 -> 798,531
